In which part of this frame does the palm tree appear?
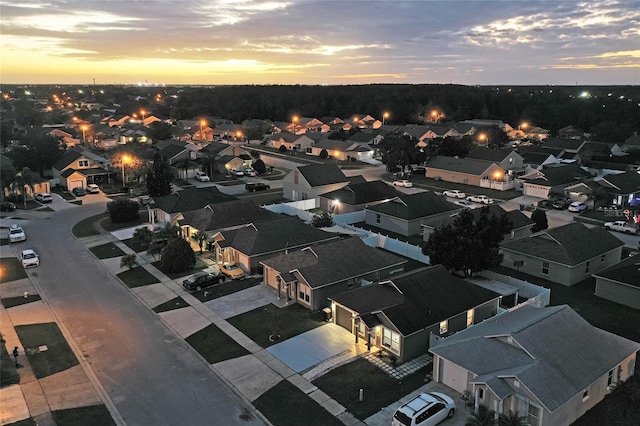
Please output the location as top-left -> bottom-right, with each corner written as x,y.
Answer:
498,410 -> 527,426
132,227 -> 153,248
12,167 -> 37,208
466,404 -> 497,426
192,230 -> 207,253
120,254 -> 139,270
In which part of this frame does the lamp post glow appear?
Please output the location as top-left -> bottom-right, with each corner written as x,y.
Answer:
478,133 -> 488,145
121,155 -> 130,185
81,125 -> 88,147
292,116 -> 299,134
199,119 -> 206,141
140,109 -> 146,123
382,112 -> 389,126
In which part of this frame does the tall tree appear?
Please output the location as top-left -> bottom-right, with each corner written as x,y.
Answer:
378,130 -> 423,173
146,121 -> 174,141
530,209 -> 549,233
8,134 -> 66,177
146,152 -> 173,196
423,208 -> 512,277
12,167 -> 38,208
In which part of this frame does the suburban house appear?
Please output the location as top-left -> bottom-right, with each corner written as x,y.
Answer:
593,254 -> 640,310
623,134 -> 640,153
465,148 -> 525,177
319,180 -> 400,214
52,147 -> 111,190
347,114 -> 382,129
282,163 -> 353,202
500,222 -> 624,286
425,156 -> 514,191
558,125 -> 586,140
328,265 -> 502,363
516,148 -> 561,172
429,304 -> 640,426
306,138 -> 375,162
422,204 -> 534,242
364,191 -> 462,237
269,132 -> 315,151
518,163 -> 593,199
149,187 -> 236,227
593,171 -> 640,207
260,237 -> 407,310
198,142 -> 253,176
212,215 -> 340,275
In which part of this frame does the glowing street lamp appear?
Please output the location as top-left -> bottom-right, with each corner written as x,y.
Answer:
292,115 -> 299,134
140,109 -> 147,123
81,125 -> 88,147
382,112 -> 390,126
235,130 -> 243,141
121,155 -> 130,185
478,133 -> 488,145
199,119 -> 207,141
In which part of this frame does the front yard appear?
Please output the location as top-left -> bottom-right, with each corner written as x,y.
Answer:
15,322 -> 80,379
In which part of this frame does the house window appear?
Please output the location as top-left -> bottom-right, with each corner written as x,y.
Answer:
466,309 -> 474,327
542,262 -> 549,275
582,387 -> 590,400
301,192 -> 308,200
382,328 -> 400,353
585,261 -> 590,274
298,283 -> 310,304
478,389 -> 484,399
306,147 -> 312,154
376,214 -> 381,224
516,397 -> 541,426
608,370 -> 614,386
78,160 -> 89,167
439,320 -> 448,334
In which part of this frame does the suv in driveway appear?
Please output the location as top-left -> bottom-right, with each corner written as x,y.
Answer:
245,182 -> 271,192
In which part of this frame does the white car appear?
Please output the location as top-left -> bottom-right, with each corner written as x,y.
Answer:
467,195 -> 494,204
194,171 -> 210,182
393,180 -> 413,188
20,249 -> 39,268
243,168 -> 257,177
34,193 -> 53,203
392,392 -> 456,426
9,224 -> 26,242
568,201 -> 588,212
231,168 -> 244,177
604,221 -> 638,235
454,200 -> 475,208
86,183 -> 100,193
443,189 -> 466,199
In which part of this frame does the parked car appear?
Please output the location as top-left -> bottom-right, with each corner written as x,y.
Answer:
72,187 -> 86,196
245,182 -> 271,192
393,180 -> 413,188
0,201 -> 17,211
454,200 -> 475,208
20,249 -> 39,268
194,171 -> 210,182
442,189 -> 466,199
466,195 -> 494,204
392,392 -> 456,426
568,201 -> 588,212
552,198 -> 571,210
35,193 -> 53,203
86,184 -> 100,193
220,263 -> 245,280
597,204 -> 623,211
243,168 -> 257,177
182,271 -> 225,291
536,199 -> 554,209
231,168 -> 244,177
9,224 -> 26,243
604,221 -> 638,235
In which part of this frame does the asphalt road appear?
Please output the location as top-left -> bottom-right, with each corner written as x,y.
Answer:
15,201 -> 265,426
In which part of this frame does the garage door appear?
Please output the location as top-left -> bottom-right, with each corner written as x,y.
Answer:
68,180 -> 84,190
523,184 -> 549,199
335,307 -> 353,332
440,359 -> 469,393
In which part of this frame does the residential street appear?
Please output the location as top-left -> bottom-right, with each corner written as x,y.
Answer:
10,202 -> 265,426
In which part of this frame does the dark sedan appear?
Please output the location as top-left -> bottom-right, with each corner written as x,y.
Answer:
1,201 -> 17,211
182,271 -> 224,291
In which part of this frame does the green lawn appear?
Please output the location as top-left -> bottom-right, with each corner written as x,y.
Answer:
313,357 -> 430,420
152,297 -> 190,313
253,379 -> 344,426
121,237 -> 149,253
99,214 -> 146,232
116,266 -> 160,288
227,303 -> 325,348
0,257 -> 28,282
185,323 -> 250,364
51,404 -> 116,426
191,277 -> 260,302
15,322 -> 79,379
1,334 -> 20,387
72,214 -> 107,237
89,243 -> 126,259
151,259 -> 207,279
2,294 -> 42,309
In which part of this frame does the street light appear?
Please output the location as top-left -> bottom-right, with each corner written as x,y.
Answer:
140,109 -> 146,123
199,119 -> 207,142
121,155 -> 130,185
478,133 -> 488,146
382,112 -> 390,126
81,125 -> 88,147
292,115 -> 299,134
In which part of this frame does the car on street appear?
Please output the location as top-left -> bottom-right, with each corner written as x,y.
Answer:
20,249 -> 39,268
194,171 -> 210,182
35,193 -> 53,203
245,182 -> 271,192
604,221 -> 638,235
466,195 -> 494,204
1,201 -> 17,211
392,392 -> 456,426
220,263 -> 245,280
454,200 -> 475,208
182,271 -> 225,291
9,224 -> 26,242
442,189 -> 466,199
72,187 -> 86,196
86,184 -> 100,193
393,180 -> 413,188
568,201 -> 588,212
552,198 -> 571,210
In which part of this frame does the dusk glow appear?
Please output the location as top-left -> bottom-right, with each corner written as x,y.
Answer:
1,0 -> 639,85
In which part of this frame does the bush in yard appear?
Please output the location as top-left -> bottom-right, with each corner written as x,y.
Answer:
278,144 -> 288,153
132,226 -> 153,248
120,254 -> 139,270
531,209 -> 549,233
158,238 -> 195,273
252,158 -> 266,174
319,148 -> 329,159
107,199 -> 140,223
312,210 -> 334,227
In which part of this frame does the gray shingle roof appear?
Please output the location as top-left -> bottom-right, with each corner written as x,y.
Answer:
261,237 -> 407,289
466,148 -> 519,163
593,254 -> 640,288
178,200 -> 281,232
297,164 -> 349,187
522,163 -> 592,187
430,305 -> 640,412
426,204 -> 533,231
366,191 -> 460,219
501,222 -> 624,265
320,180 -> 400,206
151,187 -> 236,214
426,156 -> 497,175
597,171 -> 640,194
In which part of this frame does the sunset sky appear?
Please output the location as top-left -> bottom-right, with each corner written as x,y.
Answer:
1,0 -> 639,86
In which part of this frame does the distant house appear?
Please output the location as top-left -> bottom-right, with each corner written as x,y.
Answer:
212,215 -> 339,275
364,191 -> 462,237
329,265 -> 502,363
319,180 -> 401,214
558,125 -> 585,140
268,133 -> 314,151
430,304 -> 639,426
306,138 -> 374,162
282,163 -> 352,203
500,222 -> 624,286
623,134 -> 640,152
518,163 -> 593,199
198,142 -> 252,175
261,237 -> 407,310
51,147 -> 110,190
594,171 -> 640,207
425,156 -> 513,191
465,148 -> 524,176
593,254 -> 640,310
149,187 -> 236,226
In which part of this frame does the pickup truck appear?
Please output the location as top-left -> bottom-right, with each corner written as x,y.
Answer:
245,182 -> 271,192
604,221 -> 638,235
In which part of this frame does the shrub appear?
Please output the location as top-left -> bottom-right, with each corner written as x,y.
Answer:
319,149 -> 329,159
158,238 -> 195,273
107,199 -> 140,223
312,210 -> 334,227
278,144 -> 288,153
253,158 -> 266,174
